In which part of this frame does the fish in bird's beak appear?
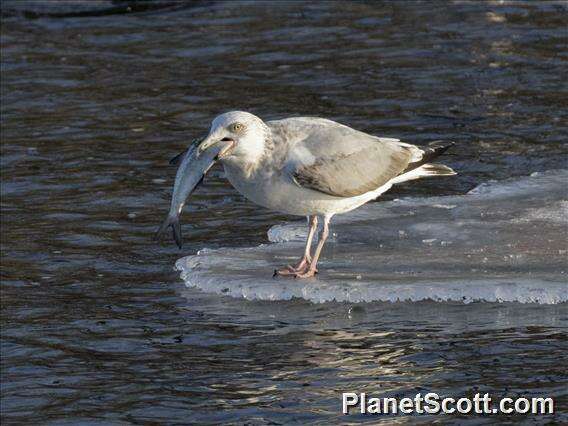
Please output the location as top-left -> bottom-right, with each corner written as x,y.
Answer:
155,137 -> 235,248
197,136 -> 235,160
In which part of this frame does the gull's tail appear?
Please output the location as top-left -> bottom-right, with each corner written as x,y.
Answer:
392,141 -> 456,184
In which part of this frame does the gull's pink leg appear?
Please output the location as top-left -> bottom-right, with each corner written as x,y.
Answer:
294,215 -> 331,278
274,216 -> 318,276
291,216 -> 318,271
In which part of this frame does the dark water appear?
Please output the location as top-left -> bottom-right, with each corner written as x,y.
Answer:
1,1 -> 567,424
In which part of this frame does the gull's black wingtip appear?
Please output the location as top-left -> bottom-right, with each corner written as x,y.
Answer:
401,141 -> 456,175
427,140 -> 455,153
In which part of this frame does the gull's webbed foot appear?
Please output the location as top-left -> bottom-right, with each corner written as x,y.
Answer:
273,256 -> 312,277
291,267 -> 318,279
273,267 -> 318,278
273,265 -> 297,277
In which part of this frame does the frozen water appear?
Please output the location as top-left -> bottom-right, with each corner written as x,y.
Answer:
176,170 -> 568,303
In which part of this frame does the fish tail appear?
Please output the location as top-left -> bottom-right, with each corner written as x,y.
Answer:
155,214 -> 183,249
172,218 -> 182,249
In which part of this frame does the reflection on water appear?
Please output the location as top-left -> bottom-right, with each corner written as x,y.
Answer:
1,1 -> 567,423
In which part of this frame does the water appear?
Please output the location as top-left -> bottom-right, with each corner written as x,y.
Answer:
1,1 -> 567,423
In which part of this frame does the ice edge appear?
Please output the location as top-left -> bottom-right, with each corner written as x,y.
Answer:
174,254 -> 567,304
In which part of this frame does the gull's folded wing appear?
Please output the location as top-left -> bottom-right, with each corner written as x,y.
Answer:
277,118 -> 416,197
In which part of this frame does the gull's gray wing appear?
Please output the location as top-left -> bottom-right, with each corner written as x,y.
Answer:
270,117 -> 418,198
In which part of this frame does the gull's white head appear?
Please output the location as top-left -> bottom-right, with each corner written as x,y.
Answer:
198,111 -> 269,165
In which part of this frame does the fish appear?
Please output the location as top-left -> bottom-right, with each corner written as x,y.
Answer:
155,138 -> 233,248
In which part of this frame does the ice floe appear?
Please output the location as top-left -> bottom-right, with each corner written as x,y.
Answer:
176,170 -> 567,303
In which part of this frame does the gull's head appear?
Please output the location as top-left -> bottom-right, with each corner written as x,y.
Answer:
198,111 -> 268,164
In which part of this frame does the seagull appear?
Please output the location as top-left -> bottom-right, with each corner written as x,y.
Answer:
162,111 -> 456,278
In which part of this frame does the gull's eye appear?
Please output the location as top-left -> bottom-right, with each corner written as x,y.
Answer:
230,122 -> 244,133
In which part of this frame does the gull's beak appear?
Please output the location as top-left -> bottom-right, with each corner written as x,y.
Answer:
197,136 -> 217,155
197,136 -> 235,159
